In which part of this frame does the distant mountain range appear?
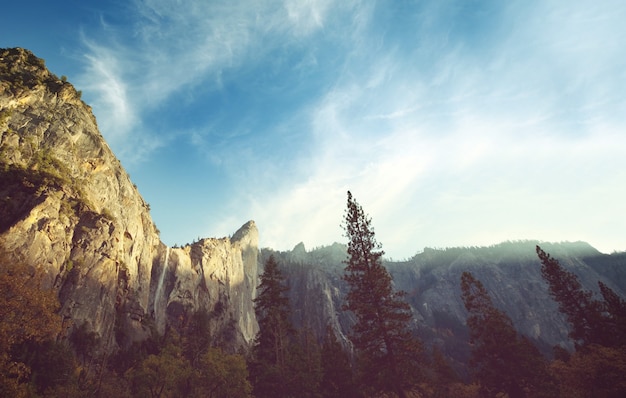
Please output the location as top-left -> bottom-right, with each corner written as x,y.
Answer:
262,240 -> 626,376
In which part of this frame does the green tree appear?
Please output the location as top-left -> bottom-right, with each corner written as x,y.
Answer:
250,255 -> 293,398
20,340 -> 77,395
537,246 -> 626,396
195,347 -> 252,398
342,191 -> 423,398
536,245 -> 626,347
598,281 -> 626,343
182,310 -> 212,366
69,322 -> 100,365
320,326 -> 361,398
126,344 -> 193,398
285,328 -> 322,397
461,271 -> 556,398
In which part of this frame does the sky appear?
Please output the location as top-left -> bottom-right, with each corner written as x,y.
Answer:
2,0 -> 625,259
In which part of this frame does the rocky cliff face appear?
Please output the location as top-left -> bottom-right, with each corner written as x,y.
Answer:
265,241 -> 626,372
0,48 -> 258,351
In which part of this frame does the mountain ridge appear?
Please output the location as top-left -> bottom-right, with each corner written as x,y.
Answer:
262,239 -> 626,376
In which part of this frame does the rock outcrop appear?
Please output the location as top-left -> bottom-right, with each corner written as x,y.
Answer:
0,48 -> 258,351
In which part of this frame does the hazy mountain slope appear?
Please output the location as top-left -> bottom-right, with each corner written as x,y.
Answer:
264,240 -> 626,372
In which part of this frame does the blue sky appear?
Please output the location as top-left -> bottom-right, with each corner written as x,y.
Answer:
2,0 -> 625,258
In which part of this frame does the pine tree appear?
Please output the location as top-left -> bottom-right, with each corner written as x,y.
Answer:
250,255 -> 293,398
598,281 -> 626,346
536,247 -> 626,397
430,347 -> 460,398
285,327 -> 322,397
320,326 -> 361,398
536,245 -> 626,347
342,191 -> 422,398
460,271 -> 555,398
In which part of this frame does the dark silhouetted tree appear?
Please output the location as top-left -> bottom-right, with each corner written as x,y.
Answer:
181,310 -> 211,366
342,191 -> 423,398
249,255 -> 293,398
537,246 -> 626,396
430,346 -> 461,398
549,344 -> 626,398
285,327 -> 322,397
598,281 -> 626,344
320,326 -> 361,398
536,245 -> 626,348
460,271 -> 555,398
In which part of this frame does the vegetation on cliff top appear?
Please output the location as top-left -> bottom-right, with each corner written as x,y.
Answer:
0,48 -> 81,99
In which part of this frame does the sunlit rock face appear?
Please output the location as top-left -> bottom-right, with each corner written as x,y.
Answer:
149,222 -> 259,347
0,48 -> 258,351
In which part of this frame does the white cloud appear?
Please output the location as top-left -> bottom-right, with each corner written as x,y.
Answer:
77,40 -> 138,142
234,0 -> 626,257
284,0 -> 332,35
72,0 -> 626,256
76,0 -> 357,163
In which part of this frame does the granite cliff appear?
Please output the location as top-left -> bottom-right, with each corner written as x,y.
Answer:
0,48 -> 258,351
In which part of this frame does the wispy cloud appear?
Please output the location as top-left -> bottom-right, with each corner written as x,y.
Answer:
71,0 -> 626,256
223,0 -> 626,256
76,0 -> 352,162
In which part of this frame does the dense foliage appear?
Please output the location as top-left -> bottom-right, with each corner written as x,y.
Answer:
537,245 -> 626,348
461,271 -> 556,398
536,246 -> 626,397
249,255 -> 357,397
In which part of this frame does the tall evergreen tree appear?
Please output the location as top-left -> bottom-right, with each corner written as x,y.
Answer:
285,328 -> 322,398
598,281 -> 626,344
250,255 -> 293,398
430,347 -> 461,398
342,191 -> 422,398
460,271 -> 555,398
536,245 -> 626,347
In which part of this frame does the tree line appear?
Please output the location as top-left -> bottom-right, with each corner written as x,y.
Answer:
1,191 -> 625,397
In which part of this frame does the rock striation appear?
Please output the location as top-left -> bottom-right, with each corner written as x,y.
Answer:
0,48 -> 258,351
